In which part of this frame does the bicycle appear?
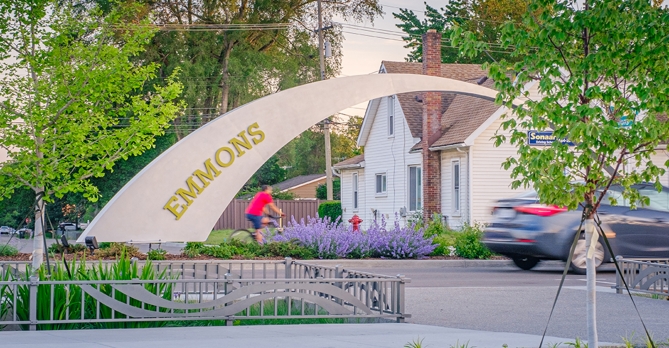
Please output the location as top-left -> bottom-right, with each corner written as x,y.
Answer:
230,214 -> 284,243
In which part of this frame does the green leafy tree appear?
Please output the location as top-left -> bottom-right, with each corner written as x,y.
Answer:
453,0 -> 669,345
136,0 -> 381,139
0,0 -> 183,269
245,155 -> 287,188
316,179 -> 340,200
277,116 -> 362,178
394,0 -> 525,63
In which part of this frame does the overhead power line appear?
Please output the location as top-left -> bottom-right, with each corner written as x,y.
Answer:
112,23 -> 291,31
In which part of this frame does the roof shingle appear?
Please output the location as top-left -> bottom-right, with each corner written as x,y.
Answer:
275,174 -> 325,191
382,61 -> 499,144
333,154 -> 364,168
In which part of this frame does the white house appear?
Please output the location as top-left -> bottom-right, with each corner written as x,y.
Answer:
334,29 -> 669,230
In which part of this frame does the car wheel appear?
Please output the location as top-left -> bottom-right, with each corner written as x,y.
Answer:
570,236 -> 604,275
512,256 -> 540,270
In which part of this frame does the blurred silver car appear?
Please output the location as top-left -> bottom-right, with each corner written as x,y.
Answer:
483,183 -> 669,274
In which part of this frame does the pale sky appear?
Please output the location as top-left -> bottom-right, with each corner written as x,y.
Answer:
335,0 -> 445,118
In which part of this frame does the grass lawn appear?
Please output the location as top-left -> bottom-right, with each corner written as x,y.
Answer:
205,229 -> 233,244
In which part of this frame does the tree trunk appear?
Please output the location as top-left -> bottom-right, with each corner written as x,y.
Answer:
584,205 -> 599,347
31,193 -> 45,272
217,41 -> 234,116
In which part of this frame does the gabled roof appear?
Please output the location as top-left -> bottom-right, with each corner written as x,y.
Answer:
417,94 -> 502,150
382,61 -> 497,140
357,61 -> 499,147
275,174 -> 326,192
333,154 -> 365,169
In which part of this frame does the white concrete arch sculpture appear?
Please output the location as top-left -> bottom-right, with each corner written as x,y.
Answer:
78,74 -> 509,243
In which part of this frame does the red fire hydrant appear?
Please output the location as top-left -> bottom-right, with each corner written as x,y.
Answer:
349,214 -> 363,232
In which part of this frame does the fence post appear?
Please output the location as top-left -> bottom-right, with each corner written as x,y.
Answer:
29,276 -> 38,331
615,257 -> 624,294
334,265 -> 343,305
396,275 -> 406,323
284,257 -> 292,279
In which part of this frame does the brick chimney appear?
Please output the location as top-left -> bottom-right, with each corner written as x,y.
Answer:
422,29 -> 442,222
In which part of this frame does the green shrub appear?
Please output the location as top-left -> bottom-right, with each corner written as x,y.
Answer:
98,242 -> 112,250
318,201 -> 342,223
263,241 -> 316,259
0,244 -> 18,257
316,179 -> 341,200
185,240 -> 316,260
94,243 -> 141,258
147,248 -> 167,260
423,214 -> 450,236
183,242 -> 204,258
454,223 -> 492,259
430,234 -> 457,256
47,243 -> 86,254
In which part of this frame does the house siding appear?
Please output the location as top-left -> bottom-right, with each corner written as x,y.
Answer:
440,150 -> 469,229
363,96 -> 423,228
470,115 -> 521,224
341,96 -> 422,229
340,169 -> 366,225
288,179 -> 326,199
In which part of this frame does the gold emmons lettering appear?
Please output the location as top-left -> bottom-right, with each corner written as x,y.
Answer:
229,131 -> 253,157
193,158 -> 221,188
215,146 -> 235,168
176,177 -> 204,206
165,123 -> 266,220
163,196 -> 187,220
247,122 -> 265,145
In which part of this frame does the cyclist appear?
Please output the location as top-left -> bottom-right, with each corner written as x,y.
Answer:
245,185 -> 284,243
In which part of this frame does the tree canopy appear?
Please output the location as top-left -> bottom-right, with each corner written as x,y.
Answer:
0,0 -> 183,203
394,0 -> 526,63
454,0 -> 669,212
130,0 -> 381,139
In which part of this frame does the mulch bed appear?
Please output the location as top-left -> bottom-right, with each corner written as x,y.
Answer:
0,253 -> 509,262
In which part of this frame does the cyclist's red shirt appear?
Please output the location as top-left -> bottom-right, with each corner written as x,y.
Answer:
246,191 -> 273,216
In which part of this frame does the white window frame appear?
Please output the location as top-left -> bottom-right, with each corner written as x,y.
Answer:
408,165 -> 422,212
352,172 -> 359,211
387,96 -> 395,137
375,173 -> 387,196
452,160 -> 461,216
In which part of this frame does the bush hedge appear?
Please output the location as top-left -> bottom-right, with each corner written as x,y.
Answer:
0,244 -> 19,257
454,223 -> 492,259
318,201 -> 342,223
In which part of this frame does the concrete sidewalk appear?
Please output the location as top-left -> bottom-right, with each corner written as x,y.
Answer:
0,323 -> 614,348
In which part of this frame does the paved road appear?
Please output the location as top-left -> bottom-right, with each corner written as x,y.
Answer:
355,262 -> 618,288
353,263 -> 669,345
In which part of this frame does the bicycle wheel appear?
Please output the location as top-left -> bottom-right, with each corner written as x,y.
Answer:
230,229 -> 255,243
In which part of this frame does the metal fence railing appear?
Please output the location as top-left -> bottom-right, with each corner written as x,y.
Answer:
615,259 -> 669,296
0,258 -> 409,330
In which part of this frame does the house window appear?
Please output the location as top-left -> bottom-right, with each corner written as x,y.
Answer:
375,173 -> 387,195
409,166 -> 422,211
388,96 -> 394,136
352,172 -> 359,210
452,160 -> 460,215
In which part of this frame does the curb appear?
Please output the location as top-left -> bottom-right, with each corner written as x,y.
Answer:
301,259 -> 566,269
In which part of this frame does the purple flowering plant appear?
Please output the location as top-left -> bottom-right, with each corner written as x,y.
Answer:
273,215 -> 435,259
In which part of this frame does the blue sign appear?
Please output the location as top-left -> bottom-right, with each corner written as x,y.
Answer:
527,130 -> 575,146
618,115 -> 633,129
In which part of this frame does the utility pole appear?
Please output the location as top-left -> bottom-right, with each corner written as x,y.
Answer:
317,0 -> 333,201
